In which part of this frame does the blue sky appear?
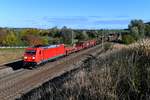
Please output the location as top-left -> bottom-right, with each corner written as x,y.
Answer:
0,0 -> 150,29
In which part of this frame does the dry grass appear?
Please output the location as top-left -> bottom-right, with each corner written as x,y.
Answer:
0,48 -> 24,64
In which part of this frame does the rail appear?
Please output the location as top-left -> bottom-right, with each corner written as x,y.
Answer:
0,46 -> 28,49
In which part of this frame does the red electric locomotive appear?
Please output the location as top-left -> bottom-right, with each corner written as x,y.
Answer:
23,44 -> 66,66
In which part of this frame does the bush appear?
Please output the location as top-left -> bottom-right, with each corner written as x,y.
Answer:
122,34 -> 136,44
103,43 -> 112,51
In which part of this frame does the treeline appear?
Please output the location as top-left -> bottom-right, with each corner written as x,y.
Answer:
0,26 -> 126,46
0,19 -> 149,46
122,19 -> 150,44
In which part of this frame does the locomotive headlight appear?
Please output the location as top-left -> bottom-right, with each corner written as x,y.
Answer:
24,56 -> 28,59
32,57 -> 35,59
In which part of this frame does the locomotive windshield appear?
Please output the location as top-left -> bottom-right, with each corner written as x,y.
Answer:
25,50 -> 36,55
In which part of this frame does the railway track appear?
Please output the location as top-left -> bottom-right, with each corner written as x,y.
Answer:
0,65 -> 8,70
0,44 -> 103,100
0,59 -> 22,70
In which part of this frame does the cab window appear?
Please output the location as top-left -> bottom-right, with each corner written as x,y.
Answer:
26,50 -> 36,55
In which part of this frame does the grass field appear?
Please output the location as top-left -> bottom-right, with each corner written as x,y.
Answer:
0,48 -> 25,64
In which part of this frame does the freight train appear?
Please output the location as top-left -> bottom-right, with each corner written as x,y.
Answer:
23,39 -> 97,67
23,33 -> 119,67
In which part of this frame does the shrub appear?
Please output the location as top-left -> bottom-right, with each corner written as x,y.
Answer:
122,34 -> 136,44
103,43 -> 112,51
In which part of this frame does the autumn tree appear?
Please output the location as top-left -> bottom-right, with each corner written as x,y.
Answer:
2,31 -> 19,46
22,35 -> 47,46
20,28 -> 40,37
0,29 -> 7,46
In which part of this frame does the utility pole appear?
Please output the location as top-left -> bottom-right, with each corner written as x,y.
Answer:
71,30 -> 74,45
102,32 -> 104,49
